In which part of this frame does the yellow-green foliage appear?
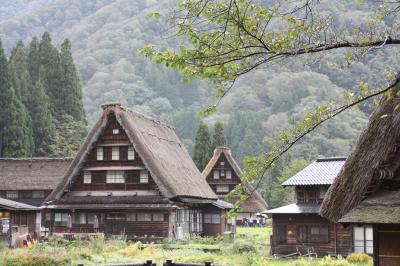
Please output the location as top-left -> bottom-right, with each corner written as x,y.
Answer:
290,257 -> 352,266
0,252 -> 71,266
118,242 -> 141,257
346,253 -> 373,264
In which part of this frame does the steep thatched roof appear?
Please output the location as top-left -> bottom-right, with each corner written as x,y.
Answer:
320,80 -> 400,222
46,103 -> 217,203
0,158 -> 72,190
203,146 -> 268,213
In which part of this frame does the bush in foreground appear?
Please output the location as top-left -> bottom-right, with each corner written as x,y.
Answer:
346,253 -> 373,264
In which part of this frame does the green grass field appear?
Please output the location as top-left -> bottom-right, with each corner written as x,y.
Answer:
0,227 -> 372,266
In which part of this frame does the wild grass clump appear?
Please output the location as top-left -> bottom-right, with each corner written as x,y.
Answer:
346,253 -> 373,264
89,234 -> 105,253
290,256 -> 352,266
118,242 -> 141,257
47,236 -> 71,247
0,252 -> 71,266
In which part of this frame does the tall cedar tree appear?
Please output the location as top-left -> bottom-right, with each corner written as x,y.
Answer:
0,40 -> 34,157
9,41 -> 30,105
27,37 -> 40,84
38,32 -> 62,119
30,72 -> 56,156
212,121 -> 227,149
192,122 -> 212,171
59,39 -> 86,123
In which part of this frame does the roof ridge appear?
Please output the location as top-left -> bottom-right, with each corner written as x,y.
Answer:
316,157 -> 347,162
0,157 -> 73,161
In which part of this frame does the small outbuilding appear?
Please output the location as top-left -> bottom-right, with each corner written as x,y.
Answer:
0,197 -> 40,247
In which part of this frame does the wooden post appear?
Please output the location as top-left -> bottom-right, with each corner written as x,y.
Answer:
164,259 -> 173,266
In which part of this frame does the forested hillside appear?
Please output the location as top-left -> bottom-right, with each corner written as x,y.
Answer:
1,0 -> 397,206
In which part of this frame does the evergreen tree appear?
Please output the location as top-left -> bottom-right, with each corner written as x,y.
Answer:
30,72 -> 56,156
53,114 -> 87,157
192,122 -> 212,171
39,32 -> 62,118
212,121 -> 227,149
27,37 -> 40,83
9,40 -> 31,106
0,40 -> 34,157
59,38 -> 86,123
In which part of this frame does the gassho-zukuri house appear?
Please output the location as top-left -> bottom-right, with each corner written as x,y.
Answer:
267,158 -> 372,257
0,102 -> 235,245
321,82 -> 400,266
202,146 -> 268,225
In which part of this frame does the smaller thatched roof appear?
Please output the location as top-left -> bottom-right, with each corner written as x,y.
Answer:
320,80 -> 400,222
46,103 -> 217,203
282,158 -> 345,186
203,147 -> 268,213
0,197 -> 39,211
339,190 -> 400,224
0,158 -> 72,190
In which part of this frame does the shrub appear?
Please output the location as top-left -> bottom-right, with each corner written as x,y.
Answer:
47,236 -> 71,247
118,242 -> 140,257
318,256 -> 351,266
346,253 -> 373,263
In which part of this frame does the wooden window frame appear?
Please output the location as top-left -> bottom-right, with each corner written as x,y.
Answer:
216,184 -> 229,193
213,170 -> 219,179
83,171 -> 91,184
111,146 -> 120,160
204,213 -> 220,224
54,213 -> 70,227
128,146 -> 135,160
106,170 -> 125,184
137,213 -> 152,222
6,191 -> 18,199
97,146 -> 104,161
32,190 -> 45,199
226,170 -> 232,179
152,213 -> 166,222
139,170 -> 149,184
309,225 -> 330,243
353,226 -> 373,254
275,224 -> 287,243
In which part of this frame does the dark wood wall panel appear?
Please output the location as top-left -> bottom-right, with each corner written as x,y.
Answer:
271,214 -> 353,256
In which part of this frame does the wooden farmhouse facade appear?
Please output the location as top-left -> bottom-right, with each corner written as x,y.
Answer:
41,103 -> 232,241
202,147 -> 268,225
267,158 -> 372,257
321,85 -> 400,266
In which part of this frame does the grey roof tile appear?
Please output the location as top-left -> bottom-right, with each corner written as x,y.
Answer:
265,203 -> 321,214
282,157 -> 346,186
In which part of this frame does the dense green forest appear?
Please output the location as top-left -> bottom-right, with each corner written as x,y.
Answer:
1,0 -> 398,207
0,32 -> 86,157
